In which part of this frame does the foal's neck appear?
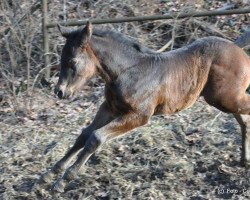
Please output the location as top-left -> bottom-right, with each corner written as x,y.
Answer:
90,33 -> 147,82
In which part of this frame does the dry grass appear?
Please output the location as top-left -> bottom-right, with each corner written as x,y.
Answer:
1,87 -> 250,199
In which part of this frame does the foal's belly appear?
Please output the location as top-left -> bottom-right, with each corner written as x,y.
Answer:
154,89 -> 202,115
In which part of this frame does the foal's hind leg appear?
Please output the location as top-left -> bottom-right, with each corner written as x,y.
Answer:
51,110 -> 152,193
202,56 -> 250,167
233,114 -> 250,168
38,102 -> 115,184
204,93 -> 250,168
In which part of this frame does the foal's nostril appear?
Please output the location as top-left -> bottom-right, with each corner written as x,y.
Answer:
54,86 -> 60,95
57,90 -> 63,99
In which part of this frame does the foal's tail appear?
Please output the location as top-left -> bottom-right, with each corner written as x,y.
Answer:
235,30 -> 250,48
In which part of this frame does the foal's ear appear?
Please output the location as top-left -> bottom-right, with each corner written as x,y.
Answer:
57,24 -> 73,38
85,21 -> 93,38
79,21 -> 93,46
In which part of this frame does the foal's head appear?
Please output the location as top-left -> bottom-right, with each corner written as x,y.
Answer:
55,22 -> 98,99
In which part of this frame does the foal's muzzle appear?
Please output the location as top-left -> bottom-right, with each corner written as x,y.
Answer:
54,86 -> 69,99
54,86 -> 63,99
57,90 -> 64,99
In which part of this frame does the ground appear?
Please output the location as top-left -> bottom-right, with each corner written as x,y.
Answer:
1,84 -> 250,199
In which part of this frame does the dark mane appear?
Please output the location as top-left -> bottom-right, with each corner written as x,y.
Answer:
92,28 -> 156,54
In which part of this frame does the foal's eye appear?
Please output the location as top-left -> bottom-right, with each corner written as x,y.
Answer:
69,61 -> 76,72
71,65 -> 76,72
70,67 -> 76,77
67,67 -> 76,78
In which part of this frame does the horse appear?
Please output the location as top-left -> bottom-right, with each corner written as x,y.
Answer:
39,22 -> 250,192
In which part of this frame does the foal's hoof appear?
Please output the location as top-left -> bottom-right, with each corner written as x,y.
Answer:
51,178 -> 66,193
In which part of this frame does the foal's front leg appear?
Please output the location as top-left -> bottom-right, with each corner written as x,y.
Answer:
52,111 -> 151,192
38,102 -> 114,185
233,114 -> 250,168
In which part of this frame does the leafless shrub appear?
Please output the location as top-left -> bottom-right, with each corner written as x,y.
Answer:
0,0 -> 43,114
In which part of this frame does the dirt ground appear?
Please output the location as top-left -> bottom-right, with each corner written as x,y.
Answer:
1,0 -> 250,199
1,84 -> 250,200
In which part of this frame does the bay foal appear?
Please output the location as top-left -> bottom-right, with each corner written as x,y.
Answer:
40,22 -> 250,192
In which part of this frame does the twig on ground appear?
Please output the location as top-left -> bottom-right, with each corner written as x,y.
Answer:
216,3 -> 236,11
210,112 -> 222,126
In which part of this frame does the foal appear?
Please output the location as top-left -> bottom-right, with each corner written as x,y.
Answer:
40,22 -> 250,192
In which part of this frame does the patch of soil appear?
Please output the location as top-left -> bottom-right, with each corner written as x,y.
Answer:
1,86 -> 250,199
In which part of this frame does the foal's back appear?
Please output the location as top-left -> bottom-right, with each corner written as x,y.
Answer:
152,37 -> 250,114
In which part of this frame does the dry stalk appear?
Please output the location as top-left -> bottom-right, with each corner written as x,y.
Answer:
4,34 -> 19,109
63,0 -> 67,22
157,40 -> 172,52
24,13 -> 33,113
